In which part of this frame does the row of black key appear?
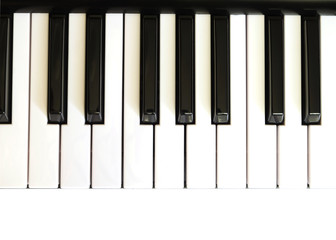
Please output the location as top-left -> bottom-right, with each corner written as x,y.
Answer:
0,13 -> 321,125
48,14 -> 105,124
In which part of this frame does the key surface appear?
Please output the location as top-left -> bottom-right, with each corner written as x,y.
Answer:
217,15 -> 246,188
247,15 -> 276,188
29,13 -> 60,188
265,13 -> 284,124
301,14 -> 321,125
176,15 -> 195,124
48,14 -> 68,124
278,15 -> 307,188
85,14 -> 104,124
0,13 -> 30,188
309,16 -> 336,188
124,14 -> 153,188
61,14 -> 90,188
187,14 -> 216,188
211,15 -> 230,124
155,14 -> 184,188
0,14 -> 13,123
140,14 -> 159,124
92,14 -> 123,188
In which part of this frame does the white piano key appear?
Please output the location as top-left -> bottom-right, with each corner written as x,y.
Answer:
0,14 -> 30,188
61,14 -> 90,188
29,13 -> 60,188
247,15 -> 276,188
217,15 -> 246,189
309,16 -> 336,188
91,14 -> 123,188
278,15 -> 307,189
124,14 -> 153,188
155,14 -> 184,189
187,14 -> 216,188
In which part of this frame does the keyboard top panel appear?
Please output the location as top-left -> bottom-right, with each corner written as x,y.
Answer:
2,0 -> 336,13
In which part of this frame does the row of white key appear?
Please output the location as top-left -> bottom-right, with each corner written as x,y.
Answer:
1,13 -> 336,188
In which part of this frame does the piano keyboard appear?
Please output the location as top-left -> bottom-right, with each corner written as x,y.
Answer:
1,1 -> 336,189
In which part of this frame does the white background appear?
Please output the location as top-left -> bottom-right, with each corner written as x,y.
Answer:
1,189 -> 336,239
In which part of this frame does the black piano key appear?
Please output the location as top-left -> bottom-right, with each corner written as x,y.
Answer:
0,14 -> 13,124
265,13 -> 284,125
140,14 -> 159,124
85,14 -> 105,124
176,15 -> 195,124
301,14 -> 321,125
48,14 -> 68,124
211,15 -> 230,124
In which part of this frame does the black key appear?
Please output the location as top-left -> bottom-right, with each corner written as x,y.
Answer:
211,15 -> 230,124
48,14 -> 68,124
140,14 -> 159,124
301,14 -> 321,125
0,14 -> 13,124
265,13 -> 284,125
85,14 -> 104,124
176,15 -> 195,124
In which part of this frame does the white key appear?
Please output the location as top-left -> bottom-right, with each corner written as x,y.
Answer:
124,14 -> 153,188
91,14 -> 123,188
309,16 -> 336,188
61,14 -> 90,188
155,14 -> 184,189
217,15 -> 246,189
278,15 -> 307,189
29,14 -> 60,188
187,14 -> 216,188
0,14 -> 30,188
247,15 -> 276,188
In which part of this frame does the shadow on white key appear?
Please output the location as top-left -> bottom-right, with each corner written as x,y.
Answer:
124,14 -> 153,188
217,15 -> 246,189
92,14 -> 123,188
247,15 -> 276,188
309,16 -> 336,188
187,14 -> 216,189
155,14 -> 184,189
29,14 -> 60,188
278,15 -> 307,189
61,14 -> 90,188
0,14 -> 30,188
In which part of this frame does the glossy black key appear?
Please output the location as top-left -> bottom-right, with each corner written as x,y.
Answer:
85,14 -> 104,124
48,14 -> 68,124
301,14 -> 321,125
0,14 -> 13,124
176,15 -> 195,124
211,15 -> 230,124
265,13 -> 284,125
140,14 -> 159,124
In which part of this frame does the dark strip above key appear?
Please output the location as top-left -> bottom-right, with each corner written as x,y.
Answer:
176,15 -> 195,125
211,15 -> 230,124
301,13 -> 321,125
140,14 -> 159,124
48,14 -> 68,124
265,13 -> 284,125
0,14 -> 13,124
3,0 -> 336,13
85,14 -> 105,124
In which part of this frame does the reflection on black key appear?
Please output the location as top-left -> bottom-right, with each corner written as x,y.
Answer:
301,13 -> 321,125
265,13 -> 284,125
140,14 -> 159,124
48,14 -> 68,124
0,14 -> 13,124
85,14 -> 104,124
211,15 -> 230,124
176,15 -> 195,124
